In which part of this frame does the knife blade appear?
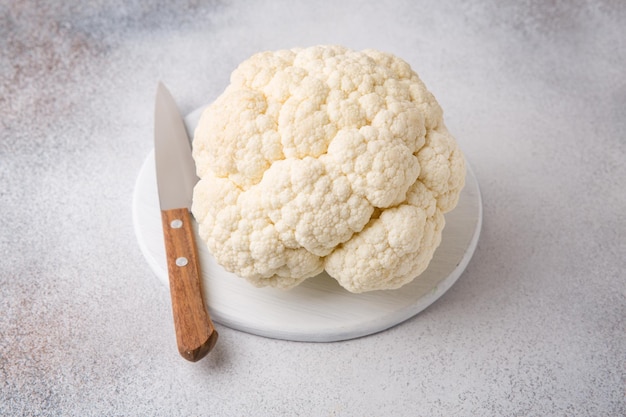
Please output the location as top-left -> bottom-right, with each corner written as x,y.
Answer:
154,82 -> 218,362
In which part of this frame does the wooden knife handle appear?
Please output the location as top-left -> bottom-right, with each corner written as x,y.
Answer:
160,208 -> 218,361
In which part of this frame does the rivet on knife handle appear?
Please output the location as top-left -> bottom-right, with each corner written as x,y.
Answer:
160,207 -> 218,361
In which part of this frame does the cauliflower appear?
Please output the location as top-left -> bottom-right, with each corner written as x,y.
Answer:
191,45 -> 465,293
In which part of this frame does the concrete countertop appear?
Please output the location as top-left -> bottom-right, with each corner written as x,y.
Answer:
1,1 -> 624,415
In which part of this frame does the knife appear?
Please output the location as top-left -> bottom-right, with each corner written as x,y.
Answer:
154,82 -> 218,361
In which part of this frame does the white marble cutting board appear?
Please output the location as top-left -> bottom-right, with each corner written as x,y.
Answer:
132,108 -> 482,342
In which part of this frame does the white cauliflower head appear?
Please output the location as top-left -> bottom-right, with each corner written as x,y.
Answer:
191,45 -> 465,293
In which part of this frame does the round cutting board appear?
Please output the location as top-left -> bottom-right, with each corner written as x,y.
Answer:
133,108 -> 482,342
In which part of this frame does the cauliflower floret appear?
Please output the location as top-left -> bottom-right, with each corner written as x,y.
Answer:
192,45 -> 465,293
259,156 -> 373,257
325,181 -> 444,292
193,171 -> 324,288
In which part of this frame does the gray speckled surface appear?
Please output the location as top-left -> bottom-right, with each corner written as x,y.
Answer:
1,0 -> 625,415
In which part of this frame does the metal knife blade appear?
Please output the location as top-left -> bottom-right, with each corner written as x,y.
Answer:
154,82 -> 198,210
154,82 -> 218,361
